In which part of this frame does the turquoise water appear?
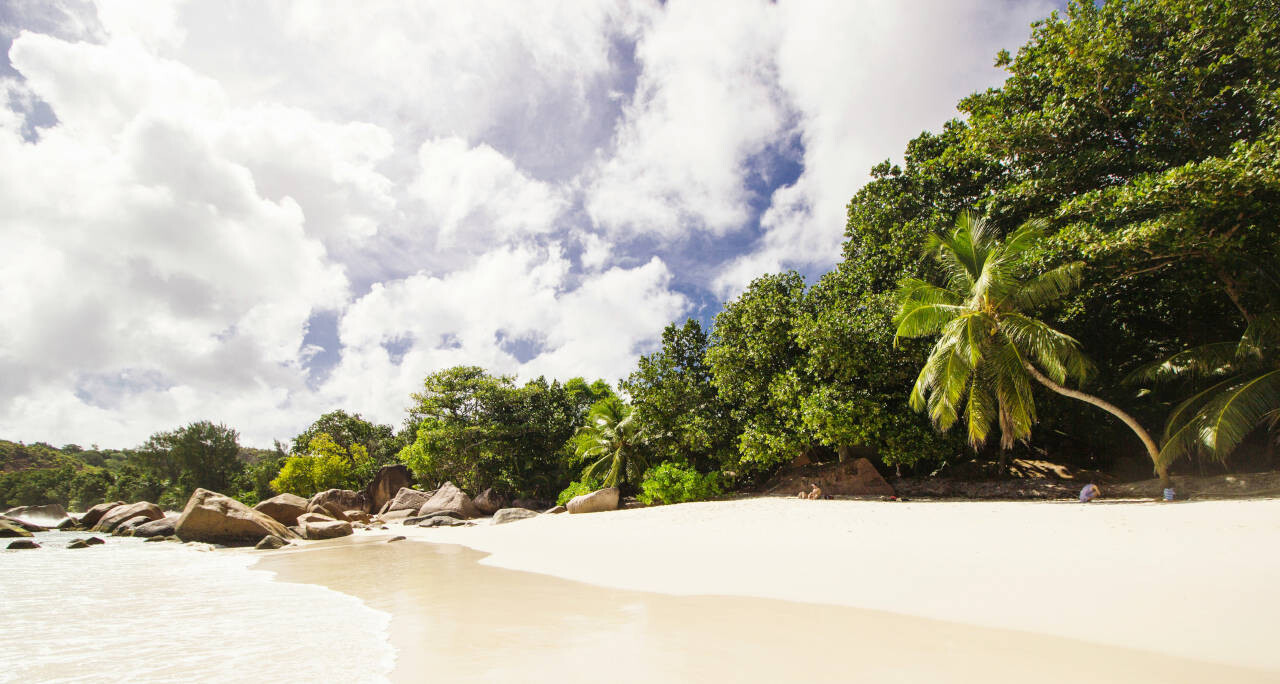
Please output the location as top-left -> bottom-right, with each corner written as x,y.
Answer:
0,532 -> 394,683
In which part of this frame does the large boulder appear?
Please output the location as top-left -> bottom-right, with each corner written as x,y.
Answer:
365,465 -> 413,514
175,489 -> 299,546
254,493 -> 309,526
492,508 -> 539,525
94,502 -> 163,533
133,516 -> 177,538
473,488 -> 505,516
301,518 -> 353,540
309,489 -> 365,520
112,515 -> 156,535
416,481 -> 481,519
4,503 -> 70,527
567,487 -> 620,514
381,487 -> 432,514
0,519 -> 33,538
78,501 -> 126,529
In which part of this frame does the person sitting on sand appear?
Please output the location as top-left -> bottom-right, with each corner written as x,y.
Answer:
807,484 -> 822,500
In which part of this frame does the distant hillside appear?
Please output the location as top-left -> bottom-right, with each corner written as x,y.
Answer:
0,440 -> 89,473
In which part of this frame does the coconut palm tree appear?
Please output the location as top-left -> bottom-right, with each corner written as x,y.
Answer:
893,212 -> 1169,487
573,397 -> 648,489
1128,314 -> 1279,466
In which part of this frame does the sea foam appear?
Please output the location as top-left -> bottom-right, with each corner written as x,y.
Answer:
0,532 -> 394,683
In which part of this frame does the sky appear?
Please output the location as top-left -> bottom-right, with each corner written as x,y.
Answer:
0,0 -> 1059,448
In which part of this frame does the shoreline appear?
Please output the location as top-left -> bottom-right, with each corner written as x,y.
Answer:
256,497 -> 1280,680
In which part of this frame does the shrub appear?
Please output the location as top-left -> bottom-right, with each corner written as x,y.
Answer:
556,477 -> 602,506
638,462 -> 722,506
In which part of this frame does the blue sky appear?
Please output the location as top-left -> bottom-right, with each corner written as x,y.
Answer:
0,0 -> 1061,447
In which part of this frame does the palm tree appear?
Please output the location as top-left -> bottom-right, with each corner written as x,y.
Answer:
573,397 -> 648,489
1128,314 -> 1279,467
893,212 -> 1169,488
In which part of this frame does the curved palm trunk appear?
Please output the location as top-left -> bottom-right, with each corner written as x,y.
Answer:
1023,363 -> 1172,491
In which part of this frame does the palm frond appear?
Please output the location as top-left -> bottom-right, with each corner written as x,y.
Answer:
896,278 -> 963,306
999,220 -> 1046,260
1159,371 -> 1280,466
1199,370 -> 1280,459
1125,342 -> 1239,386
893,301 -> 964,340
1007,262 -> 1083,310
997,313 -> 1093,385
1238,313 -> 1280,361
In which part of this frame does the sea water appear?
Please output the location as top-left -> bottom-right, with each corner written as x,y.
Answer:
0,532 -> 394,683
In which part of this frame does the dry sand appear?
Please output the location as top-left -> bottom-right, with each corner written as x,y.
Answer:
260,497 -> 1280,682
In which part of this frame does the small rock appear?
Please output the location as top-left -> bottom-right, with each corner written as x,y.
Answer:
387,535 -> 406,543
67,539 -> 90,549
7,539 -> 40,550
418,516 -> 469,528
185,542 -> 217,552
301,518 -> 353,540
543,505 -> 567,514
144,535 -> 168,542
403,510 -> 464,525
255,535 -> 288,550
85,536 -> 106,546
0,519 -> 34,538
492,508 -> 539,525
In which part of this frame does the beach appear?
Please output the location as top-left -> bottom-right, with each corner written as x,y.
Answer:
259,497 -> 1280,682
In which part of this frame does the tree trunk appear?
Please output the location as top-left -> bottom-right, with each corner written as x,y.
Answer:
1023,363 -> 1172,492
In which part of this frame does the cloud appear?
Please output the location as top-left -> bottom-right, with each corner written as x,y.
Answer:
321,247 -> 687,426
712,0 -> 1057,297
0,0 -> 1063,447
586,0 -> 791,240
408,137 -> 568,253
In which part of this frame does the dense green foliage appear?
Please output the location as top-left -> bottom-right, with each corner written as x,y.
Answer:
271,433 -> 374,497
399,367 -> 612,500
637,462 -> 723,506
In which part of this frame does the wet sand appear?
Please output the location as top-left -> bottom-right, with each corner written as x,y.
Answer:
259,531 -> 1279,683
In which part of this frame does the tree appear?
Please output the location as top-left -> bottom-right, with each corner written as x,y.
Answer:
291,410 -> 398,465
622,319 -> 739,472
399,366 -> 609,498
838,0 -> 1279,467
894,212 -> 1169,487
571,397 -> 647,489
271,433 -> 372,497
706,272 -> 814,474
142,421 -> 242,496
1129,314 -> 1280,467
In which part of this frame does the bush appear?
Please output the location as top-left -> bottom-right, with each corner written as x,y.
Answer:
638,462 -> 722,506
556,477 -> 602,506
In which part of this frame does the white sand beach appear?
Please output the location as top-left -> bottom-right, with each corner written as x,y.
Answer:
260,497 -> 1280,682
